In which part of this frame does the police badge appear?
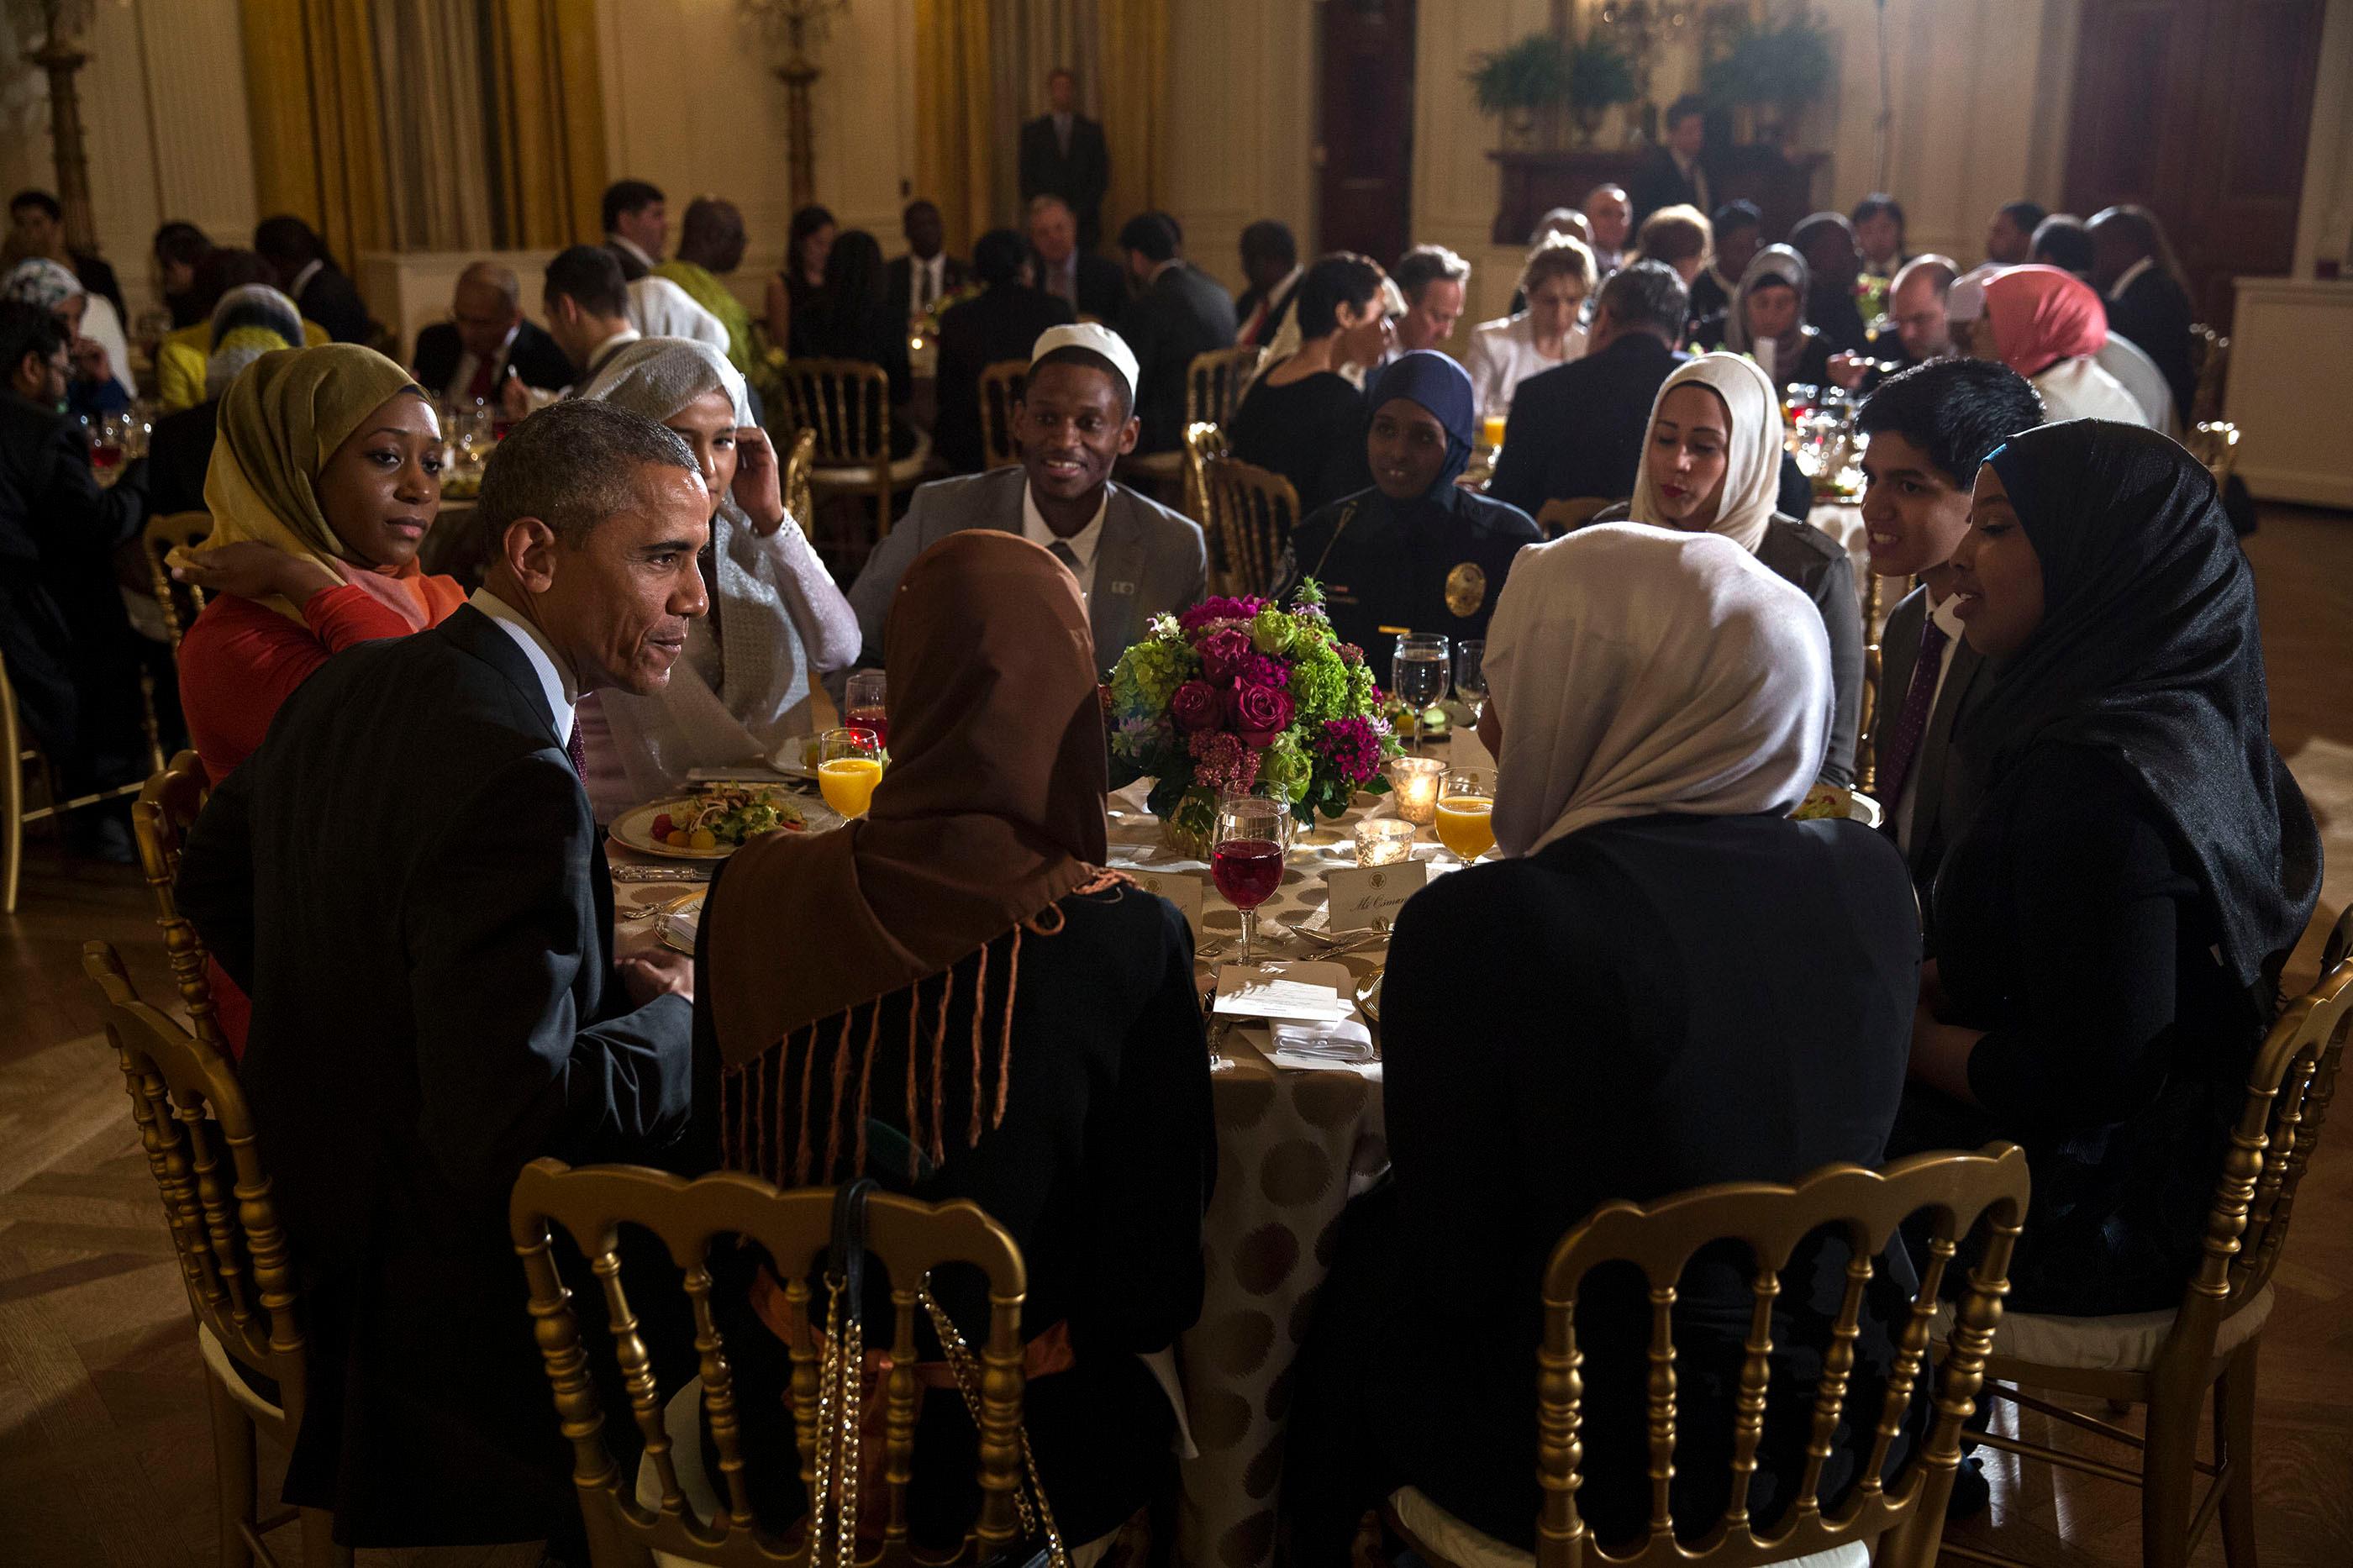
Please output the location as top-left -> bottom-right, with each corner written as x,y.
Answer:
1444,560 -> 1487,618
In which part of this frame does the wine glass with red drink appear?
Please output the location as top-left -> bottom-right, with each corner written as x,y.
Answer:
845,670 -> 888,750
1211,794 -> 1287,965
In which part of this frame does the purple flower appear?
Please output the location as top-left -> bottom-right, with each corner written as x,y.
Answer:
1179,596 -> 1267,632
1197,626 -> 1256,682
1170,679 -> 1224,734
1335,641 -> 1364,667
1234,652 -> 1291,692
1228,681 -> 1296,747
1187,731 -> 1261,793
1315,716 -> 1385,784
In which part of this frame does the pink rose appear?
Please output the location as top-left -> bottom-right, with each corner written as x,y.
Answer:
1228,681 -> 1296,746
1198,626 -> 1255,682
1170,679 -> 1224,734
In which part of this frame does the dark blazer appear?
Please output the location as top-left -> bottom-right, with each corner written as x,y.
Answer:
932,282 -> 1076,474
142,399 -> 218,519
2105,266 -> 2197,418
175,603 -> 697,1546
297,266 -> 372,345
1489,333 -> 1685,515
412,319 -> 574,403
1019,113 -> 1111,247
1038,249 -> 1129,323
1874,583 -> 1985,897
1629,146 -> 1710,225
1118,262 -> 1238,454
884,252 -> 973,321
604,238 -> 651,282
848,466 -> 1206,676
71,249 -> 125,321
1294,813 -> 1919,1551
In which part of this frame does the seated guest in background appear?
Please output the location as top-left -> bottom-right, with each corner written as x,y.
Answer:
176,399 -> 708,1553
139,285 -> 307,517
0,301 -> 149,858
886,198 -> 971,334
154,220 -> 214,329
1608,353 -> 1862,784
2028,213 -> 2095,280
850,324 -> 1203,676
1852,192 -> 1909,279
254,215 -> 371,344
1226,252 -> 1390,513
1582,182 -> 1633,272
1116,210 -> 1237,455
8,187 -> 123,318
155,248 -> 329,412
1234,218 -> 1303,349
573,339 -> 858,821
602,177 -> 666,280
1286,521 -> 1919,1560
2089,203 -> 2197,418
933,227 -> 1075,474
1687,197 -> 1759,328
1629,203 -> 1710,288
1959,264 -> 2145,425
1699,244 -> 1831,394
1391,244 -> 1471,355
1828,254 -> 1958,392
1275,350 -> 1536,677
1985,199 -> 2046,268
1019,66 -> 1112,250
1897,420 -> 2321,1315
765,203 -> 835,356
655,196 -> 758,372
537,244 -> 642,385
1029,193 -> 1127,322
1463,234 -> 1595,419
1504,209 -> 1592,315
1630,94 -> 1711,225
1489,260 -> 1689,518
412,260 -> 571,406
803,229 -> 919,457
1855,358 -> 2043,901
3,257 -> 130,418
1789,211 -> 1869,353
628,272 -> 731,357
706,529 -> 1210,1551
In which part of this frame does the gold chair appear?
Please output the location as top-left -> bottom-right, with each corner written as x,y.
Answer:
1202,456 -> 1302,599
2,648 -> 150,913
510,1157 -> 1034,1568
82,941 -> 347,1567
1531,497 -> 1611,539
1855,571 -> 1887,794
131,750 -> 233,1055
976,358 -> 1029,471
1385,1144 -> 2032,1568
771,359 -> 929,540
1187,344 -> 1266,429
2189,324 -> 2229,427
1940,953 -> 2353,1568
142,510 -> 213,650
779,426 -> 817,538
1183,421 -> 1230,574
2187,421 -> 2240,492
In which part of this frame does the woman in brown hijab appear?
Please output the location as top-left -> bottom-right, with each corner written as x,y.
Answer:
699,529 -> 1213,1550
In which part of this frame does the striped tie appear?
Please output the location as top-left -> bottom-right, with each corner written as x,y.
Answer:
1878,616 -> 1950,813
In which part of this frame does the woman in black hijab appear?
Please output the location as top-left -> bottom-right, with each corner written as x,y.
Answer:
1899,418 -> 2321,1315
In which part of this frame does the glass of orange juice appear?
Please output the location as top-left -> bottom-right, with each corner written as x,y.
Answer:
818,727 -> 884,818
1433,767 -> 1496,863
1480,412 -> 1507,450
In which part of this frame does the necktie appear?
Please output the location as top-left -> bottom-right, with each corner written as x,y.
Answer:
1241,298 -> 1268,347
1048,539 -> 1082,576
565,719 -> 587,784
919,262 -> 934,309
465,353 -> 498,404
1878,616 -> 1951,815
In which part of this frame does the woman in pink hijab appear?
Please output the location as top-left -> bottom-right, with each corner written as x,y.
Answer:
1961,264 -> 2149,425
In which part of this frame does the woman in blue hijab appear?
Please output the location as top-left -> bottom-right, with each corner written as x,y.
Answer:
1275,350 -> 1540,681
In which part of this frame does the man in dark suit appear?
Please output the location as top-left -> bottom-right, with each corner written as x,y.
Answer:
411,261 -> 573,405
254,214 -> 372,344
1019,67 -> 1111,250
1115,212 -> 1236,455
850,324 -> 1205,676
1029,194 -> 1126,322
883,199 -> 972,333
1629,95 -> 1713,228
1854,358 -> 2045,900
933,227 -> 1075,473
2090,204 -> 2197,418
602,177 -> 666,281
1233,219 -> 1303,350
1490,261 -> 1689,518
175,400 -> 711,1550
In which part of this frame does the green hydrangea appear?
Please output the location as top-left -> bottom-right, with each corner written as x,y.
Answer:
1108,633 -> 1194,723
1287,642 -> 1351,722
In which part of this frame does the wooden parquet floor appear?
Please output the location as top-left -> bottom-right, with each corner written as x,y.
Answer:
3,508 -> 2350,1567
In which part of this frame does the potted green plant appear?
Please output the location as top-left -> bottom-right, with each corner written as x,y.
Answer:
1566,35 -> 1639,146
1468,33 -> 1572,149
1703,11 -> 1835,145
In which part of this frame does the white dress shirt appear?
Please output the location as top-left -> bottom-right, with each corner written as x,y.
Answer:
2033,356 -> 2150,427
1462,312 -> 1587,418
469,587 -> 580,745
1672,150 -> 1710,214
2106,255 -> 2155,301
1021,481 -> 1108,601
905,252 -> 948,320
1892,588 -> 1967,853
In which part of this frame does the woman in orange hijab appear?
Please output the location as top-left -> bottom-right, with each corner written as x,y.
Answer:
1962,264 -> 2147,426
700,529 -> 1213,1554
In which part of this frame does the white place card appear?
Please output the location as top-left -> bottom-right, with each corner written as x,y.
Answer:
1126,868 -> 1205,937
1324,860 -> 1428,930
1213,962 -> 1356,1023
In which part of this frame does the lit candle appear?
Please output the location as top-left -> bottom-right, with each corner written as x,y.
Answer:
1354,817 -> 1415,866
1387,756 -> 1444,825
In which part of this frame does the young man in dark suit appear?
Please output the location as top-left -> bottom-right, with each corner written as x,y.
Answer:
410,261 -> 573,405
602,177 -> 666,281
931,227 -> 1075,473
1233,219 -> 1303,349
1629,95 -> 1713,227
1855,357 -> 2045,902
1029,194 -> 1127,322
882,199 -> 972,331
1114,211 -> 1237,455
253,214 -> 372,344
1489,261 -> 1690,518
1018,66 -> 1110,250
176,400 -> 713,1552
2090,204 -> 2198,418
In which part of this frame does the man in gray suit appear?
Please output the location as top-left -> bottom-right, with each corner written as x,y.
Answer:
849,322 -> 1206,676
1856,359 -> 2045,899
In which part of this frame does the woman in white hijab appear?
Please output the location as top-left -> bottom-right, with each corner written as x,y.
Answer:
1612,350 -> 1862,784
573,337 -> 861,819
1287,520 -> 1922,1560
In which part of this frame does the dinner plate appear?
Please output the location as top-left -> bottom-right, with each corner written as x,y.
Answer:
1354,971 -> 1382,1024
609,792 -> 839,860
655,891 -> 705,956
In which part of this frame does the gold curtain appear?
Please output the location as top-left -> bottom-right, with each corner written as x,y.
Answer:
375,0 -> 497,250
241,0 -> 389,266
490,0 -> 610,248
1096,0 -> 1166,255
916,0 -> 997,255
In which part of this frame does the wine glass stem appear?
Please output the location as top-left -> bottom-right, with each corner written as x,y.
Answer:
1240,908 -> 1257,965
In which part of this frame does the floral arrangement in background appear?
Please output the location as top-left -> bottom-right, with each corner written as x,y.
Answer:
917,280 -> 984,342
1106,585 -> 1398,850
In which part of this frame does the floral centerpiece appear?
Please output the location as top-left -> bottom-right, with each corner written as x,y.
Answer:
1106,585 -> 1398,855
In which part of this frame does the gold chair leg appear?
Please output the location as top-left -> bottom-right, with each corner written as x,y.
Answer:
2215,1342 -> 2260,1568
2140,1379 -> 2199,1568
207,1371 -> 259,1568
3,663 -> 21,915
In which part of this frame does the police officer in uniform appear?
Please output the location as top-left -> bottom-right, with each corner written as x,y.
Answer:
1276,350 -> 1538,682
